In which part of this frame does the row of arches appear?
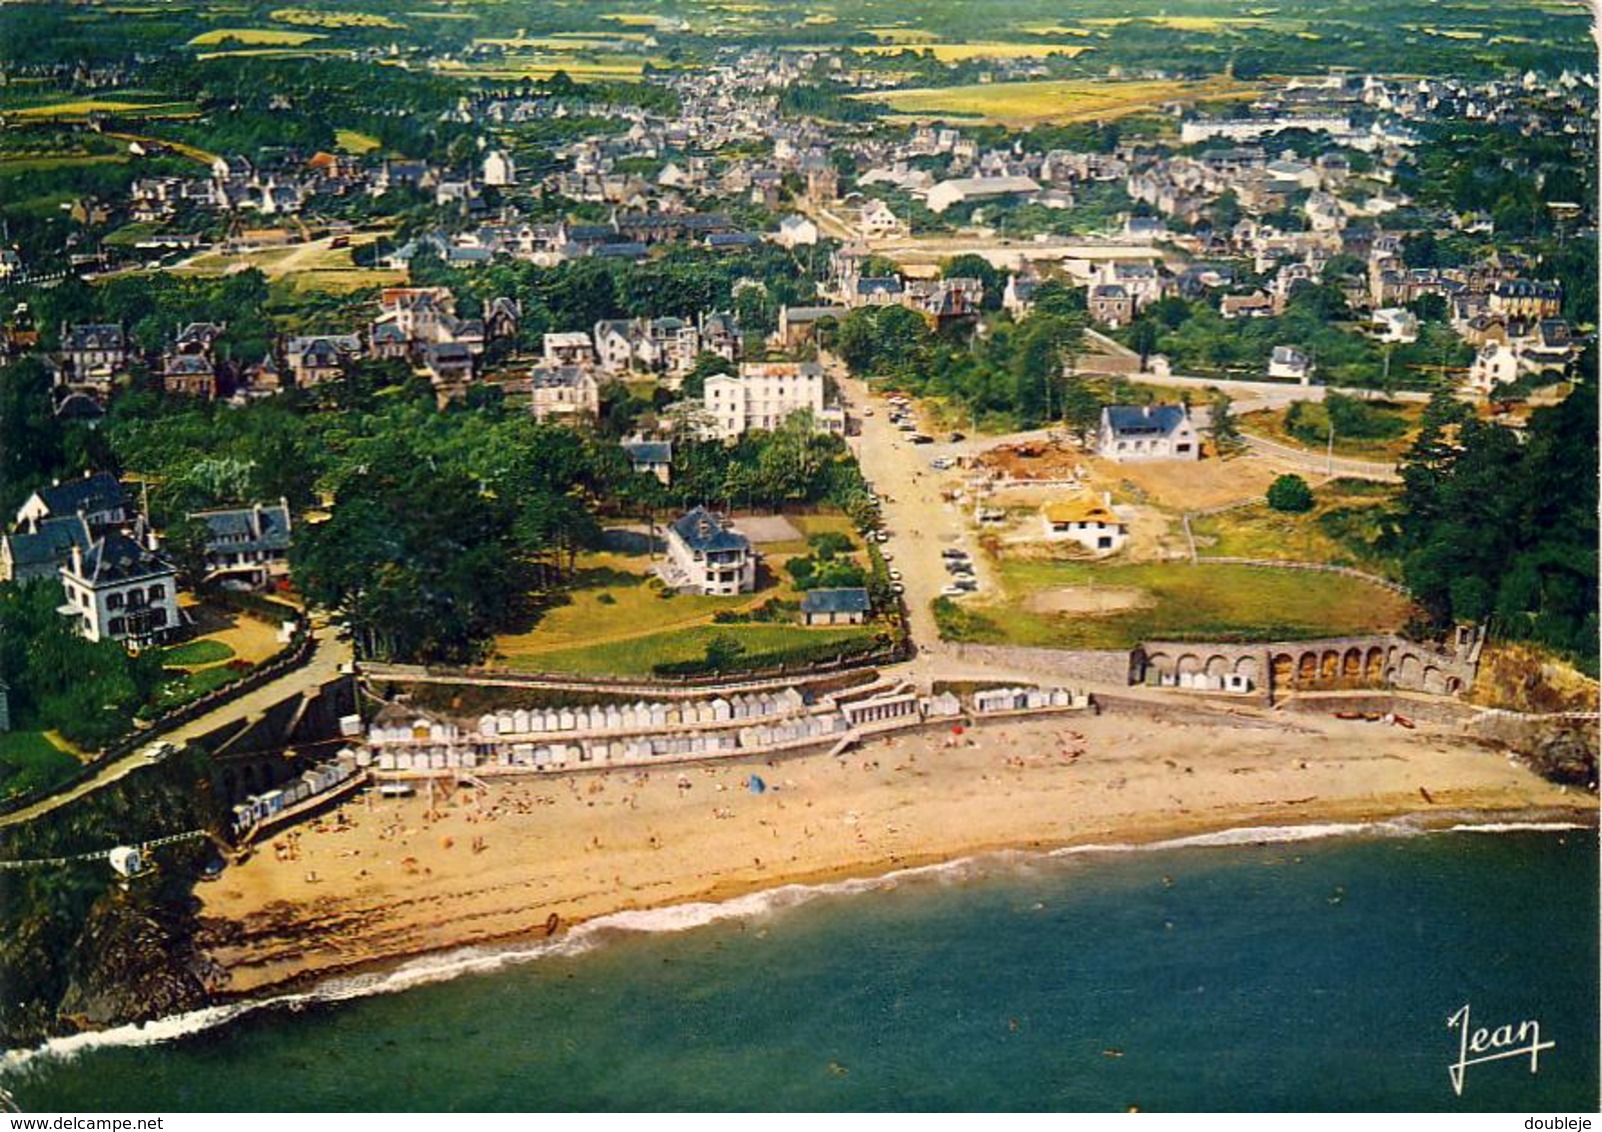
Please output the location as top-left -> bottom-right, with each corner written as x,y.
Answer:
216,757 -> 299,804
1141,643 -> 1467,697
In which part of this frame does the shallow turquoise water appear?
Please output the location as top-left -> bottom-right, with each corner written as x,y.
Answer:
6,824 -> 1597,1111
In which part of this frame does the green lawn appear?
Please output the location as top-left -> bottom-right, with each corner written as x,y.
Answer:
149,664 -> 244,712
495,554 -> 758,657
0,731 -> 82,799
506,623 -> 877,677
947,559 -> 1412,649
159,639 -> 236,667
495,540 -> 883,677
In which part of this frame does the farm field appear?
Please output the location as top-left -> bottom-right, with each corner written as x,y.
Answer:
188,27 -> 324,45
942,558 -> 1411,649
335,128 -> 383,154
269,7 -> 405,28
10,99 -> 202,122
849,42 -> 1093,61
432,57 -> 654,79
855,76 -> 1261,126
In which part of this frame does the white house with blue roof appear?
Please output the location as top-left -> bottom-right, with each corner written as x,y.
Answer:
1096,404 -> 1200,463
662,507 -> 756,596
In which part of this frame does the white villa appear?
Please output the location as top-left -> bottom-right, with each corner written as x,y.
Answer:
662,507 -> 756,596
703,362 -> 841,439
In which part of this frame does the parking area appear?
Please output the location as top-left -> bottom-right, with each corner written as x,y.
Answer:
835,367 -> 993,657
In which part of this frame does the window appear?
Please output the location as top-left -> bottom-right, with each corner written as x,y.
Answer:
107,593 -> 123,609
148,584 -> 164,601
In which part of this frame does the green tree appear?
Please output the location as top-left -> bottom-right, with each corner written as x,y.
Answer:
1267,474 -> 1315,513
1209,391 -> 1243,455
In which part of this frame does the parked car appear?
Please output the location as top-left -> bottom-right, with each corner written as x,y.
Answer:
942,548 -> 968,560
948,431 -> 966,443
891,582 -> 906,595
940,583 -> 969,598
888,569 -> 903,581
954,578 -> 979,592
910,433 -> 934,444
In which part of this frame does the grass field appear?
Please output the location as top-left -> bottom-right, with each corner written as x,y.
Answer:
855,76 -> 1259,126
851,42 -> 1092,61
946,558 -> 1410,648
506,623 -> 875,677
188,27 -> 325,45
158,639 -> 237,667
1188,480 -> 1402,578
0,732 -> 82,800
0,153 -> 129,174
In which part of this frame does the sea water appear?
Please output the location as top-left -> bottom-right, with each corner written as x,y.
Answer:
4,822 -> 1597,1112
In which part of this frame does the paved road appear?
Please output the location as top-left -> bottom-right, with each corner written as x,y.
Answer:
1238,433 -> 1400,482
0,625 -> 352,830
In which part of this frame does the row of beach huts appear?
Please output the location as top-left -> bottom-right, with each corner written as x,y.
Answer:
358,684 -> 1094,776
230,755 -> 363,836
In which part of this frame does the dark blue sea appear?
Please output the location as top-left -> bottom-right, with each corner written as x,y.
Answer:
5,821 -> 1597,1112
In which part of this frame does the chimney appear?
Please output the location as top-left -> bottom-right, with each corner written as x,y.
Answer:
1103,491 -> 1113,507
70,544 -> 83,576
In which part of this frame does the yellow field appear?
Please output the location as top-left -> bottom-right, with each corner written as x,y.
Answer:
549,29 -> 653,41
195,48 -> 343,59
436,58 -> 651,79
1016,24 -> 1094,36
601,12 -> 678,27
866,26 -> 939,43
12,100 -> 200,121
170,232 -> 395,285
188,27 -> 324,45
335,128 -> 382,154
856,76 -> 1260,126
474,36 -> 640,50
1084,15 -> 1272,29
852,42 -> 1092,61
270,7 -> 405,28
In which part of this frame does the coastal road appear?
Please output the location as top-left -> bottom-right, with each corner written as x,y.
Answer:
0,624 -> 352,831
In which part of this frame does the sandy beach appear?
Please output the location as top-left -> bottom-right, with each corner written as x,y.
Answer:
197,706 -> 1596,996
